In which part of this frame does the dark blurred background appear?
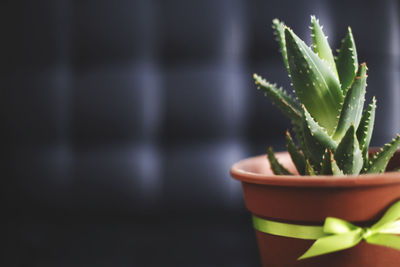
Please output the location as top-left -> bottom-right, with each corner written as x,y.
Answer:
2,0 -> 400,266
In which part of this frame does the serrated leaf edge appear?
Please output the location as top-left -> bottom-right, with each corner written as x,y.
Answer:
254,74 -> 302,122
310,15 -> 339,78
267,147 -> 293,175
285,130 -> 306,175
365,135 -> 400,173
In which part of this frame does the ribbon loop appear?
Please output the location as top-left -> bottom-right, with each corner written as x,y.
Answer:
323,217 -> 358,234
371,201 -> 400,230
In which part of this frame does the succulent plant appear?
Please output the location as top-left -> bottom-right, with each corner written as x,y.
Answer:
255,16 -> 400,176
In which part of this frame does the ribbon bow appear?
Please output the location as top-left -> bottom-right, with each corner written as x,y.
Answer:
252,200 -> 400,260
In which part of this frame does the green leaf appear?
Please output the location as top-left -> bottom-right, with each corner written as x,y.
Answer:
305,159 -> 316,175
303,106 -> 338,150
321,149 -> 333,175
321,149 -> 344,175
310,15 -> 338,78
329,149 -> 344,175
293,122 -> 322,173
335,27 -> 358,94
334,124 -> 363,175
292,123 -> 312,163
301,118 -> 325,169
254,74 -> 302,123
285,28 -> 343,134
356,97 -> 376,166
333,63 -> 368,141
272,19 -> 289,72
365,135 -> 400,173
267,147 -> 293,175
285,130 -> 306,175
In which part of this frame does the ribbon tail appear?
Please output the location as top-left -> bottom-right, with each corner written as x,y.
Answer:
298,231 -> 362,260
366,234 -> 400,250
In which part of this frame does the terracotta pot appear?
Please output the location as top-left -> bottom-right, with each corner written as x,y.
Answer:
230,150 -> 400,267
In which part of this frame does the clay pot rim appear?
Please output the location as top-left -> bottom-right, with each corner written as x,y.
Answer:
230,151 -> 400,188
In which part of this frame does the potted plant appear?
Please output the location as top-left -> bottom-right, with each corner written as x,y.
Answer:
230,16 -> 400,266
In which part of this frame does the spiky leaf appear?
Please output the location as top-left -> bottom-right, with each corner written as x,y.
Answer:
321,149 -> 333,175
267,147 -> 293,175
329,149 -> 344,175
302,119 -> 324,169
294,122 -> 322,173
365,135 -> 400,173
334,125 -> 363,175
254,74 -> 302,123
285,130 -> 306,175
303,106 -> 338,150
272,19 -> 289,72
305,159 -> 316,175
356,97 -> 376,165
310,15 -> 338,78
333,63 -> 367,141
292,123 -> 312,164
336,27 -> 358,93
321,149 -> 344,175
285,28 -> 343,134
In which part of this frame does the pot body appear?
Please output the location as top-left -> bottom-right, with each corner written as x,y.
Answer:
230,151 -> 400,267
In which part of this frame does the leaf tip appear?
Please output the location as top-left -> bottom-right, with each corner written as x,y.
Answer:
347,26 -> 353,33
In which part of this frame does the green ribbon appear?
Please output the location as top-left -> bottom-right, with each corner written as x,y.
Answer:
252,200 -> 400,260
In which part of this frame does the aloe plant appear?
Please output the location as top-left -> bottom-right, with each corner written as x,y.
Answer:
255,16 -> 400,176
